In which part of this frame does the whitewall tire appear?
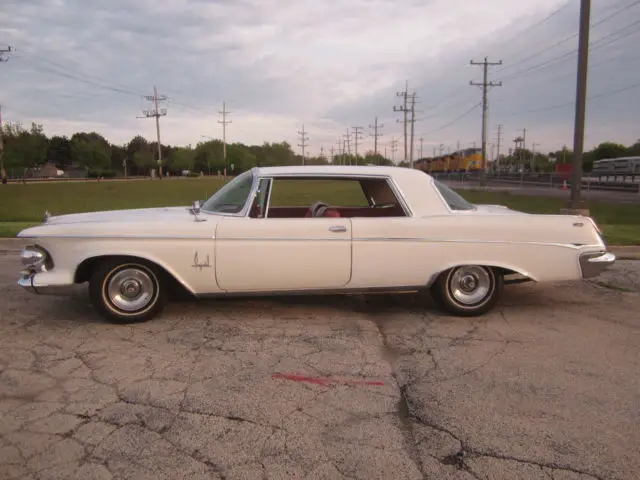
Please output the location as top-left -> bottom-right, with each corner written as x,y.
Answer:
89,258 -> 167,323
431,265 -> 503,317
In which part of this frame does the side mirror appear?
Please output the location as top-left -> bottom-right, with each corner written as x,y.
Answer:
189,200 -> 207,222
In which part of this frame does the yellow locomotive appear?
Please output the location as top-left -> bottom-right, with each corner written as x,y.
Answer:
415,148 -> 483,173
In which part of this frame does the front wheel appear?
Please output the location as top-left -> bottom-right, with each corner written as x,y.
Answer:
89,258 -> 167,324
431,265 -> 503,317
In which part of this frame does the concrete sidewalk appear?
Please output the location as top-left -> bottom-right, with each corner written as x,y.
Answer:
2,237 -> 639,259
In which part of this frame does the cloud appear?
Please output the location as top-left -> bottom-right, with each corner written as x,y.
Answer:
1,0 -> 639,159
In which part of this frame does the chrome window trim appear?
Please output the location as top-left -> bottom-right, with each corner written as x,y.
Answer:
200,168 -> 259,218
262,177 -> 274,219
430,177 -> 475,214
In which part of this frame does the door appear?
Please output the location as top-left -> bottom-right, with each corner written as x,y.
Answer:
215,216 -> 352,292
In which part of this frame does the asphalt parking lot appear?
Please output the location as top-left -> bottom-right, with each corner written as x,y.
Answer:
1,253 -> 639,480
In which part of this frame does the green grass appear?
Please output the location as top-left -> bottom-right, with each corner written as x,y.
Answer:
1,178 -> 639,244
0,222 -> 38,237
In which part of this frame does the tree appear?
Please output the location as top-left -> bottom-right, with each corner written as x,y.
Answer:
592,142 -> 627,161
169,146 -> 196,173
47,136 -> 72,169
70,133 -> 111,171
133,150 -> 155,175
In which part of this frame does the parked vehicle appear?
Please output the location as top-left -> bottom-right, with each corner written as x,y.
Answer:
16,165 -> 615,323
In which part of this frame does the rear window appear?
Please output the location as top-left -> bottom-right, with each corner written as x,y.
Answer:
434,180 -> 475,211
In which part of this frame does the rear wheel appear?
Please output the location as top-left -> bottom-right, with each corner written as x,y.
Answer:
89,258 -> 167,324
431,265 -> 503,317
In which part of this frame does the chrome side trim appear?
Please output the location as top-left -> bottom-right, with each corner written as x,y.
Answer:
194,285 -> 428,298
579,251 -> 616,279
214,236 -> 597,249
15,234 -> 216,240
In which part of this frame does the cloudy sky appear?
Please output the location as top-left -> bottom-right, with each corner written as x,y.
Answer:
1,0 -> 639,160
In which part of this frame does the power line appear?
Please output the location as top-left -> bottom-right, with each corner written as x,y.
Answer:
470,57 -> 503,185
500,17 -> 640,83
218,101 -> 232,173
497,0 -> 640,75
369,117 -> 383,155
509,78 -> 640,116
420,101 -> 482,136
496,0 -> 573,59
297,124 -> 309,165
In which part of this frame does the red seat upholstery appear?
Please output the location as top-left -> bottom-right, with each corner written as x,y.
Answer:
304,206 -> 341,217
323,208 -> 341,217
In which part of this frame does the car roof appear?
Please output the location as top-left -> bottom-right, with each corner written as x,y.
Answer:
254,165 -> 433,179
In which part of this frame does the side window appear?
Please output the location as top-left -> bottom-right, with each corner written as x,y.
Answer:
268,179 -> 370,208
265,177 -> 407,218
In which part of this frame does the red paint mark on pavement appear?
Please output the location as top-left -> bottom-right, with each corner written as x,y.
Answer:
272,373 -> 384,387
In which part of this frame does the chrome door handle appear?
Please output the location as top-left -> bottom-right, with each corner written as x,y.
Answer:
329,226 -> 347,233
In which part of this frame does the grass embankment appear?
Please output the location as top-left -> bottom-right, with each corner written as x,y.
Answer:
0,178 -> 638,244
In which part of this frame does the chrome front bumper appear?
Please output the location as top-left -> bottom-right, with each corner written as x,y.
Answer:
18,274 -> 77,295
579,251 -> 616,279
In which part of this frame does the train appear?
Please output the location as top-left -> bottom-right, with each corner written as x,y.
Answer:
414,147 -> 484,173
591,156 -> 640,177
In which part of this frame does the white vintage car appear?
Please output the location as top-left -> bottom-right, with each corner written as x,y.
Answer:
16,165 -> 615,323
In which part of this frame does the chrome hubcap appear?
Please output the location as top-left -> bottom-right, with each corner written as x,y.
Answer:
107,268 -> 155,312
450,266 -> 491,305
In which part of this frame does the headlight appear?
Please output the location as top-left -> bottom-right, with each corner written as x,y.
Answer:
20,246 -> 52,272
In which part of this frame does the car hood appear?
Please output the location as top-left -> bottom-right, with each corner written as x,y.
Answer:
471,204 -> 527,215
43,206 -> 196,225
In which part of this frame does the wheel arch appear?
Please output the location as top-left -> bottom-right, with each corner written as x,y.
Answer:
74,254 -> 195,295
426,262 -> 536,287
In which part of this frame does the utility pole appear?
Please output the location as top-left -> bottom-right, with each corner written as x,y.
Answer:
369,116 -> 383,155
343,129 -> 351,164
470,57 -> 503,185
330,146 -> 334,164
0,105 -> 5,182
0,45 -> 11,63
419,137 -> 424,159
569,0 -> 591,211
297,124 -> 309,165
336,138 -> 343,165
320,145 -> 325,162
218,101 -> 232,174
140,86 -> 167,179
409,93 -> 418,168
352,126 -> 364,163
496,124 -> 503,171
389,137 -> 398,163
394,80 -> 409,163
531,142 -> 540,172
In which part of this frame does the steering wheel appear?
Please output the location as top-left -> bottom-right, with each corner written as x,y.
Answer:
308,201 -> 329,217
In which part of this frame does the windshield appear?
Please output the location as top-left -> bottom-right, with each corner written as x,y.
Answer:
201,170 -> 255,214
434,180 -> 475,211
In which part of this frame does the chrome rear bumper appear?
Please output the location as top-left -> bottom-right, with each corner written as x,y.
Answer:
579,251 -> 616,279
